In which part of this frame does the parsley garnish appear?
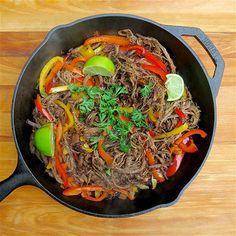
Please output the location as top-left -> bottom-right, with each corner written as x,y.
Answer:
119,137 -> 131,153
140,82 -> 154,97
78,97 -> 94,114
132,109 -> 149,128
69,83 -> 149,153
105,169 -> 112,176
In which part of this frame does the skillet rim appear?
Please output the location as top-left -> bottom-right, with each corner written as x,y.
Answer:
11,13 -> 217,217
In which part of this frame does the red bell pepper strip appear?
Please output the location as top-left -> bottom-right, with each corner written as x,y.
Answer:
81,191 -> 107,201
120,45 -> 168,73
175,107 -> 186,128
44,61 -> 64,94
178,138 -> 198,153
63,185 -> 106,196
120,45 -> 146,55
144,51 -> 168,73
84,35 -> 130,46
140,64 -> 167,81
166,153 -> 185,177
147,130 -> 156,138
175,129 -> 207,145
35,94 -> 54,121
145,148 -> 165,182
54,122 -> 69,188
119,114 -> 130,122
98,138 -> 113,166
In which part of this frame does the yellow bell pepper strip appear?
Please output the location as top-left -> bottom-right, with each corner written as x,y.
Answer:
151,175 -> 157,189
81,143 -> 93,153
166,153 -> 185,177
84,35 -> 130,46
119,106 -> 134,113
145,148 -> 165,183
54,122 -> 69,188
98,138 -> 113,166
77,45 -> 95,59
175,129 -> 207,145
54,100 -> 74,132
49,77 -> 95,94
155,123 -> 189,139
49,85 -> 69,94
71,91 -> 87,100
35,94 -> 54,121
94,44 -> 105,54
44,61 -> 64,94
39,56 -> 64,97
148,108 -> 159,123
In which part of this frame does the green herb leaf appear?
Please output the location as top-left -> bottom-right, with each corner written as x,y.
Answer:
68,84 -> 84,93
108,130 -> 119,141
78,97 -> 94,114
140,82 -> 154,97
86,86 -> 102,98
131,109 -> 149,128
111,85 -> 128,96
89,136 -> 100,144
119,137 -> 131,153
105,169 -> 112,176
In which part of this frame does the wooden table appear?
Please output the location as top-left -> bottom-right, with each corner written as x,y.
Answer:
0,1 -> 235,235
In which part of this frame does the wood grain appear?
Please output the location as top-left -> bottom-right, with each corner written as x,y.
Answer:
0,1 -> 236,236
0,0 -> 235,32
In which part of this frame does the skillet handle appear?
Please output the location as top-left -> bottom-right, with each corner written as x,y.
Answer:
163,25 -> 224,98
0,157 -> 38,201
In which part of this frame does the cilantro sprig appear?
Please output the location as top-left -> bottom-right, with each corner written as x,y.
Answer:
69,83 -> 149,153
140,82 -> 154,97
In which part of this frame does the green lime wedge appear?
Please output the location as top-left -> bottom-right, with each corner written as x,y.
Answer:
165,74 -> 185,101
34,123 -> 54,157
83,55 -> 115,77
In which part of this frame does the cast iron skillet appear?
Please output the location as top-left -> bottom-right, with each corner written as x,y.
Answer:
0,14 -> 224,217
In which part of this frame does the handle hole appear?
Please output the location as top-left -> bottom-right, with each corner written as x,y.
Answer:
181,35 -> 216,79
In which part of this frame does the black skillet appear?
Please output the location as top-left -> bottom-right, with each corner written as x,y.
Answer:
0,14 -> 224,217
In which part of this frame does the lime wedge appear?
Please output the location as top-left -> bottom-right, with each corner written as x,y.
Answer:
34,123 -> 54,156
165,74 -> 184,101
83,55 -> 115,77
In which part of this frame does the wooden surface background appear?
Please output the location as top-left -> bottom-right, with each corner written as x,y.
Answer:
0,1 -> 235,235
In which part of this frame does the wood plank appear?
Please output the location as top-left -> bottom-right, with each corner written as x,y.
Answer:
0,143 -> 235,235
0,32 -> 235,87
0,0 -> 235,32
0,1 -> 236,234
0,32 -> 47,57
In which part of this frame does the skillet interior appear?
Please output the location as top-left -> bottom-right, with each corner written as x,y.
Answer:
13,15 -> 215,216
